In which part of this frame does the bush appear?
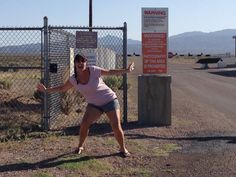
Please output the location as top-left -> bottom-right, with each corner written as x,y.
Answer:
61,89 -> 84,115
0,80 -> 12,89
103,76 -> 123,91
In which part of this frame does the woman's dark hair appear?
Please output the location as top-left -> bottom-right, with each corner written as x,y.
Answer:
74,54 -> 87,84
74,53 -> 87,63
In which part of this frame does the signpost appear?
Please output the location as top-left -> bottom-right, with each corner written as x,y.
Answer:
142,8 -> 168,74
138,7 -> 171,126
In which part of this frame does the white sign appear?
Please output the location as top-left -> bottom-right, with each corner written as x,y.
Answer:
83,50 -> 97,66
142,8 -> 168,33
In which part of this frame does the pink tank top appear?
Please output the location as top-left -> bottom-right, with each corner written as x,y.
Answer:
69,66 -> 117,106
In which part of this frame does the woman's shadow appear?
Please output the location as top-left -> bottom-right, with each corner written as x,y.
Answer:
0,151 -> 119,173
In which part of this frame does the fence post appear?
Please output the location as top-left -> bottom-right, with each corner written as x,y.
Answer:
42,16 -> 50,130
123,22 -> 128,124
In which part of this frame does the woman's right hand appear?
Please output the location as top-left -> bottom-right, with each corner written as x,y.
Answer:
127,62 -> 135,72
36,83 -> 47,92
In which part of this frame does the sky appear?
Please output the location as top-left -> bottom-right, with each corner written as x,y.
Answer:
1,0 -> 236,41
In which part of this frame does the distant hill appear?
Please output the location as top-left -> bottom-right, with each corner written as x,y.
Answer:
127,29 -> 236,55
98,35 -> 141,54
127,39 -> 142,55
0,29 -> 235,56
0,43 -> 41,55
169,29 -> 236,55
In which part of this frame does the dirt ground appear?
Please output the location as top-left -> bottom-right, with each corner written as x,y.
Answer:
0,57 -> 236,177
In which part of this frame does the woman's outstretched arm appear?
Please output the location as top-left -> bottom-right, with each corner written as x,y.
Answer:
36,80 -> 73,93
101,62 -> 135,76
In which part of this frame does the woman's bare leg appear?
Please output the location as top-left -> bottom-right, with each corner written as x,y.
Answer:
77,105 -> 102,151
106,108 -> 129,154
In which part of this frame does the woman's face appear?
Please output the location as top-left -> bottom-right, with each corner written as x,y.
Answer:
75,58 -> 87,71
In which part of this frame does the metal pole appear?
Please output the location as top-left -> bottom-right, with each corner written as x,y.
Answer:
123,22 -> 128,124
89,0 -> 92,31
43,16 -> 50,131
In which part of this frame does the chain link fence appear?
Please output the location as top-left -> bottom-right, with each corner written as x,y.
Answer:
0,28 -> 43,139
0,17 -> 128,137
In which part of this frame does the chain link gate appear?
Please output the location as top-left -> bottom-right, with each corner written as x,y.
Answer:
0,17 -> 128,135
44,18 -> 128,130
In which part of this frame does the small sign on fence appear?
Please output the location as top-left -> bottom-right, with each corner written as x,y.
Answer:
76,31 -> 97,49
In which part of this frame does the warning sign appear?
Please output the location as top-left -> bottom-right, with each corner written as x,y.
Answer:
142,8 -> 168,74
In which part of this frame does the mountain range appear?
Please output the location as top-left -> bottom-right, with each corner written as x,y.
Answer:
126,29 -> 236,55
0,29 -> 235,56
169,29 -> 236,55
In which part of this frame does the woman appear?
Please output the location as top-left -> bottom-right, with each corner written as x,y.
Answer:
37,53 -> 134,157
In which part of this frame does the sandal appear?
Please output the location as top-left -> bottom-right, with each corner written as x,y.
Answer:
119,150 -> 131,158
75,147 -> 84,154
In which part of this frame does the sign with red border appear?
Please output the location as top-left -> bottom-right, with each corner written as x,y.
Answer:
142,8 -> 168,74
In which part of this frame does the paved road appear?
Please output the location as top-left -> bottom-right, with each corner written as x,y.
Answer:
169,61 -> 236,121
167,60 -> 236,177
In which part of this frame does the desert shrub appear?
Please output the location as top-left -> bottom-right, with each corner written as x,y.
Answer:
60,66 -> 85,115
34,87 -> 85,115
61,89 -> 85,115
103,76 -> 123,91
9,63 -> 19,72
0,80 -> 12,89
103,76 -> 131,90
